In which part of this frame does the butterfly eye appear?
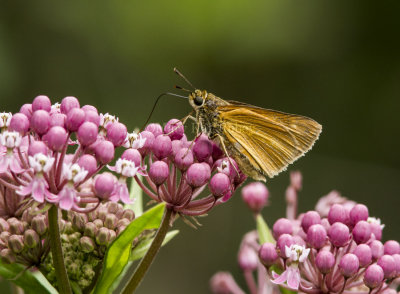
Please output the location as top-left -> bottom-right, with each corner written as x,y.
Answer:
194,96 -> 204,106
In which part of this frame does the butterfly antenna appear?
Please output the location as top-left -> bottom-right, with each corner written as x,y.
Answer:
174,85 -> 191,92
140,92 -> 187,132
174,67 -> 196,89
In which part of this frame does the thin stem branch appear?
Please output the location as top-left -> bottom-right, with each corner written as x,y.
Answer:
48,205 -> 72,294
121,208 -> 172,294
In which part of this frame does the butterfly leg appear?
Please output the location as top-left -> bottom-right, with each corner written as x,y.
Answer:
215,134 -> 240,178
181,114 -> 202,159
164,112 -> 196,137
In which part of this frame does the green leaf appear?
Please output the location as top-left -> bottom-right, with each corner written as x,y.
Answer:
126,176 -> 143,217
256,214 -> 275,244
0,261 -> 58,294
93,203 -> 165,294
108,230 -> 179,293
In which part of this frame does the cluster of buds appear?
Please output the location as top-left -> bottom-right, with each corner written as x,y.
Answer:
0,206 -> 48,266
259,174 -> 400,293
42,202 -> 135,290
211,172 -> 400,294
134,119 -> 246,220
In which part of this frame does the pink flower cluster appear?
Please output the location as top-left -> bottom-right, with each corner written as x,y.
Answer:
134,119 -> 246,218
0,95 -> 143,212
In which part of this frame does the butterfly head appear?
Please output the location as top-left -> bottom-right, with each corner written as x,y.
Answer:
189,89 -> 208,109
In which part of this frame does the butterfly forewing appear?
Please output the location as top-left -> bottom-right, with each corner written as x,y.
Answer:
218,104 -> 322,178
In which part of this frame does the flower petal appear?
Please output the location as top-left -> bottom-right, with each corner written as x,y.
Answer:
271,270 -> 288,285
286,267 -> 300,290
31,179 -> 45,202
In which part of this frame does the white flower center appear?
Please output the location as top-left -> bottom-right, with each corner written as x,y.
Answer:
0,112 -> 12,128
115,158 -> 139,177
124,132 -> 146,149
285,244 -> 310,263
99,113 -> 118,128
0,131 -> 22,148
63,163 -> 88,183
28,153 -> 55,173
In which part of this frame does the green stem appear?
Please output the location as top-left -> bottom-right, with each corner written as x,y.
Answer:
121,208 -> 172,294
48,205 -> 72,294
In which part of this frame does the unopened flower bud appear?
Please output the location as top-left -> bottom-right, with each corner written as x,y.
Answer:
352,221 -> 371,244
339,253 -> 359,277
24,229 -> 40,248
121,209 -> 135,221
46,126 -> 68,151
241,182 -> 269,213
272,218 -> 293,239
8,218 -> 24,235
32,95 -> 51,112
377,255 -> 396,279
9,235 -> 24,253
19,104 -> 32,119
307,224 -> 327,249
61,96 -> 80,114
145,123 -> 163,137
238,245 -> 258,271
138,131 -> 154,155
353,244 -> 372,267
328,204 -> 348,225
28,140 -> 48,156
104,214 -> 118,230
0,219 -> 9,231
186,163 -> 211,187
364,264 -> 384,288
164,119 -> 184,140
259,242 -> 278,267
84,222 -> 97,238
209,173 -> 231,198
210,272 -> 241,294
349,204 -> 369,225
94,173 -> 116,199
174,148 -> 194,171
193,139 -> 212,162
93,219 -> 103,228
72,213 -> 88,231
276,234 -> 294,258
383,240 -> 400,255
84,110 -> 100,126
78,154 -> 97,175
301,211 -> 321,233
392,254 -> 400,276
77,122 -> 98,146
328,222 -> 350,247
80,236 -> 96,253
31,215 -> 47,235
95,140 -> 115,164
9,113 -> 30,133
96,227 -> 110,245
121,148 -> 141,167
106,122 -> 127,147
117,218 -> 130,229
152,135 -> 172,159
290,171 -> 302,190
149,160 -> 169,185
66,108 -> 85,132
0,249 -> 16,264
316,250 -> 335,274
50,113 -> 66,128
370,240 -> 384,260
31,110 -> 51,135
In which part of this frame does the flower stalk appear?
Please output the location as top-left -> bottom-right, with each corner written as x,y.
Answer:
48,205 -> 72,294
121,208 -> 173,294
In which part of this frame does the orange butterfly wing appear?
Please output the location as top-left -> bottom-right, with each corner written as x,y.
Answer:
218,103 -> 322,178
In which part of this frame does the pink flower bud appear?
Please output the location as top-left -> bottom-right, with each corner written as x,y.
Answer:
238,245 -> 258,271
383,240 -> 400,255
273,218 -> 293,239
145,123 -> 163,137
32,95 -> 51,112
50,113 -> 66,128
210,272 -> 241,294
77,122 -> 98,146
349,204 -> 369,225
96,227 -> 111,245
328,204 -> 348,225
24,229 -> 39,248
152,135 -> 172,159
174,148 -> 194,171
94,173 -> 116,199
80,236 -> 95,253
186,163 -> 211,187
149,160 -> 169,185
0,249 -> 16,264
370,240 -> 384,260
352,221 -> 371,244
193,139 -> 213,162
353,244 -> 372,267
290,171 -> 302,190
364,264 -> 384,288
328,222 -> 350,247
31,215 -> 47,235
46,126 -> 68,151
392,254 -> 400,275
339,253 -> 359,277
209,173 -> 231,198
9,235 -> 24,253
241,182 -> 269,213
66,108 -> 85,132
276,234 -> 294,258
78,154 -> 97,175
28,141 -> 48,156
377,255 -> 396,279
84,110 -> 100,126
138,131 -> 154,155
164,119 -> 184,140
9,113 -> 30,133
31,110 -> 51,135
301,211 -> 321,233
19,104 -> 32,119
316,250 -> 335,274
95,140 -> 115,164
307,224 -> 327,249
61,96 -> 80,114
106,122 -> 127,147
259,242 -> 278,266
82,105 -> 98,113
211,142 -> 224,161
121,148 -> 141,167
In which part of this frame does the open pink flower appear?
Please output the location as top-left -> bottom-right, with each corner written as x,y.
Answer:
0,131 -> 24,174
123,132 -> 146,149
108,159 -> 139,204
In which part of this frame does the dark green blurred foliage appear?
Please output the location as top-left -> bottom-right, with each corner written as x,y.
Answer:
0,1 -> 399,293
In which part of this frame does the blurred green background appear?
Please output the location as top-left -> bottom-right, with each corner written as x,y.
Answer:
1,1 -> 399,293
